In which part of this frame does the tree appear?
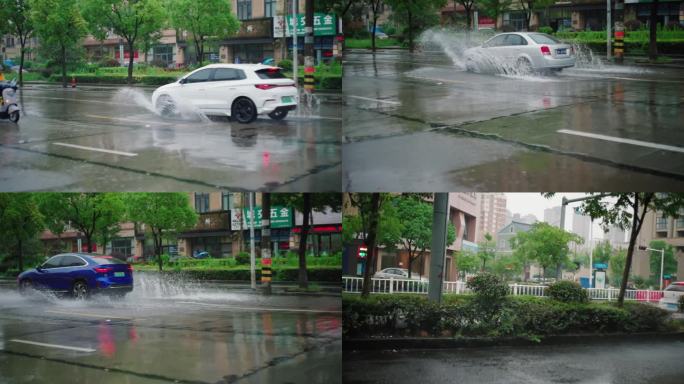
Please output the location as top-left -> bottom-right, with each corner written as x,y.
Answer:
649,0 -> 658,61
575,193 -> 684,306
0,0 -> 34,85
647,240 -> 677,283
478,0 -> 512,30
127,193 -> 197,272
454,0 -> 475,33
477,232 -> 496,271
31,0 -> 87,88
609,249 -> 627,288
368,0 -> 384,52
168,0 -> 239,66
393,195 -> 456,279
517,0 -> 553,30
38,193 -> 126,253
592,240 -> 613,265
456,250 -> 479,277
511,222 -> 582,280
386,0 -> 445,52
490,253 -> 523,281
81,0 -> 166,84
0,193 -> 43,272
272,193 -> 342,288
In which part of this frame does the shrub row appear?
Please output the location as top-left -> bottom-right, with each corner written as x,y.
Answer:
343,294 -> 672,338
140,266 -> 341,282
47,73 -> 179,85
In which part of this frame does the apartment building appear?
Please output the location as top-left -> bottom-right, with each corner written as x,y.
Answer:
477,193 -> 507,242
634,208 -> 684,280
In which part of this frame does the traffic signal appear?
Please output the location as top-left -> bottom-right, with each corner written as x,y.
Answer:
357,246 -> 368,259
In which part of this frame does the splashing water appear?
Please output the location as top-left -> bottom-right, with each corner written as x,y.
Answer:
113,87 -> 211,122
419,28 -> 488,69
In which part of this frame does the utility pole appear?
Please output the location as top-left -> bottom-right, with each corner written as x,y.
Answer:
428,193 -> 449,303
606,0 -> 612,60
303,0 -> 315,99
639,246 -> 665,290
249,192 -> 257,290
614,0 -> 625,63
292,0 -> 299,92
261,193 -> 272,295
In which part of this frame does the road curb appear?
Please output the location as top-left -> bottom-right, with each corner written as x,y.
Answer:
343,331 -> 684,350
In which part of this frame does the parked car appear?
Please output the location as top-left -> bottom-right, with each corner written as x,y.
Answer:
464,32 -> 576,74
373,268 -> 427,282
658,281 -> 684,311
17,253 -> 134,299
152,64 -> 298,124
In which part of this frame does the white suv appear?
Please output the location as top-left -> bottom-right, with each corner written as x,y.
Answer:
152,64 -> 298,123
658,282 -> 684,311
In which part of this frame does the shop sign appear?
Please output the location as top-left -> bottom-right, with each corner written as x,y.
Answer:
273,13 -> 336,37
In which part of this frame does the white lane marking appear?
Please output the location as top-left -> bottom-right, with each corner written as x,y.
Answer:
53,142 -> 138,157
178,301 -> 342,314
9,339 -> 96,353
45,310 -> 133,320
347,95 -> 401,105
557,129 -> 684,154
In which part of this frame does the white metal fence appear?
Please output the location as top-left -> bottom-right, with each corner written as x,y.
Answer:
342,276 -> 664,303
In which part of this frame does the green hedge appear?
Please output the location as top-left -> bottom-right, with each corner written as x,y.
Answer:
47,73 -> 179,85
343,294 -> 672,338
141,266 -> 341,282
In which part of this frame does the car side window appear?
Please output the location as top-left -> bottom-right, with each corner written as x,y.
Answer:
185,69 -> 213,84
506,35 -> 527,46
213,68 -> 246,81
42,256 -> 63,269
61,256 -> 86,267
487,35 -> 507,47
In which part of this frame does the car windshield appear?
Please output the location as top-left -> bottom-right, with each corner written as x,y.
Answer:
665,284 -> 684,292
528,33 -> 561,45
91,256 -> 126,265
256,68 -> 287,79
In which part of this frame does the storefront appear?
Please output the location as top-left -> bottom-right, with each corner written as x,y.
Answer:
219,17 -> 275,64
231,205 -> 293,256
274,12 -> 339,64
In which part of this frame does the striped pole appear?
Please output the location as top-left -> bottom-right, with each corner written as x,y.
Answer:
614,22 -> 624,64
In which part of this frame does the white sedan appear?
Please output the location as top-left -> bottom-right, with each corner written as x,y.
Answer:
464,32 -> 576,74
658,282 -> 684,311
152,64 -> 298,123
374,268 -> 427,282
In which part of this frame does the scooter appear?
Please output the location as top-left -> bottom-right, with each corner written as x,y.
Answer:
0,79 -> 20,123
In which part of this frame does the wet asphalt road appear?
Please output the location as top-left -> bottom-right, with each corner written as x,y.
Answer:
0,85 -> 341,192
343,339 -> 684,384
342,49 -> 684,191
0,281 -> 341,384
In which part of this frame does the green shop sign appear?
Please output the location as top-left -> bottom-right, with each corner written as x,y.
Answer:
273,13 -> 337,37
242,206 -> 292,229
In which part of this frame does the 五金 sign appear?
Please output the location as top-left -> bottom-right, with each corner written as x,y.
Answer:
273,13 -> 337,37
231,206 -> 292,230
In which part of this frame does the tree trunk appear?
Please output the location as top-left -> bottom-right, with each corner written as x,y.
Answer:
298,193 -> 311,288
19,44 -> 25,86
648,0 -> 658,61
195,38 -> 203,66
85,234 -> 93,252
156,231 -> 163,272
127,41 -> 135,84
61,44 -> 67,88
361,194 -> 381,297
371,13 -> 378,52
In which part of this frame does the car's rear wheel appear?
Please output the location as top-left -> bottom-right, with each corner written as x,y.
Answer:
517,58 -> 533,75
268,108 -> 289,121
232,97 -> 257,124
156,95 -> 177,118
9,110 -> 20,123
72,280 -> 89,300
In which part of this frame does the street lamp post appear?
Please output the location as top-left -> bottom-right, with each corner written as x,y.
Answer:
639,246 -> 665,290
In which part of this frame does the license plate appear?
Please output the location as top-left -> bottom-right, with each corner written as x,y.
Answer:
556,49 -> 567,55
114,272 -> 125,277
282,96 -> 294,104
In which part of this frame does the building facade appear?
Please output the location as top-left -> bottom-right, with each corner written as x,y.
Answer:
477,193 -> 507,242
634,208 -> 684,281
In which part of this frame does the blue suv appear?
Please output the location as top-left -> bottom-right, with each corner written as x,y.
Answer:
17,253 -> 134,299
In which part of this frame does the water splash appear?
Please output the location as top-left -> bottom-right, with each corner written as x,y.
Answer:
113,87 -> 211,122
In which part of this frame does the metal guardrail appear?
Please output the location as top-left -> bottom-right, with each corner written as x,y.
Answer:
342,276 -> 664,303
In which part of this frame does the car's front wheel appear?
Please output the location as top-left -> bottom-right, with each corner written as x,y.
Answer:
517,58 -> 533,75
72,280 -> 89,300
19,279 -> 32,295
156,95 -> 177,118
268,108 -> 289,121
231,97 -> 258,124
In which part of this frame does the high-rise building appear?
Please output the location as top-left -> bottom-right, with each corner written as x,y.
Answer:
512,213 -> 538,225
572,209 -> 593,251
544,206 -> 562,227
477,193 -> 507,242
634,208 -> 684,280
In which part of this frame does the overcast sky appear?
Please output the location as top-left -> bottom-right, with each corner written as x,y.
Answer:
504,193 -> 615,240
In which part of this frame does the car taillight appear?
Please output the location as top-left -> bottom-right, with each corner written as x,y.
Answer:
540,46 -> 551,56
127,264 -> 133,272
94,267 -> 111,274
255,84 -> 276,90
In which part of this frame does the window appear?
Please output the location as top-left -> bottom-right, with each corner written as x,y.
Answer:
486,35 -> 507,47
213,68 -> 246,81
656,213 -> 668,231
528,33 -> 561,45
264,0 -> 276,17
195,193 -> 210,213
111,238 -> 133,259
505,34 -> 527,46
42,256 -> 63,269
185,69 -> 212,83
221,192 -> 234,211
60,256 -> 86,267
237,0 -> 252,20
256,68 -> 287,79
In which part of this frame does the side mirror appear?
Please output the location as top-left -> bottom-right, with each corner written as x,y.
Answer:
179,78 -> 187,84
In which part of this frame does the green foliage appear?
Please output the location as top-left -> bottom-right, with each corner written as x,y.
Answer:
48,73 -> 179,85
538,26 -> 553,34
478,0 -> 513,29
456,251 -> 479,275
592,240 -> 613,264
235,252 -> 250,265
609,249 -> 627,287
0,193 -> 44,271
647,240 -> 677,279
385,0 -> 445,49
511,222 -> 582,278
467,273 -> 509,304
140,266 -> 340,282
343,294 -> 671,338
277,59 -> 292,71
343,194 -> 401,250
168,0 -> 240,65
547,280 -> 589,303
477,232 -> 496,271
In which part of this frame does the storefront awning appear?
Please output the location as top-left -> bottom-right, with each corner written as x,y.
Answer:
219,38 -> 274,46
179,231 -> 232,239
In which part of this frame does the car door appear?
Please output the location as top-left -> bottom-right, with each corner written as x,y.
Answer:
504,34 -> 528,62
204,68 -> 248,113
482,35 -> 508,69
55,255 -> 88,291
35,255 -> 65,290
178,68 -> 215,110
